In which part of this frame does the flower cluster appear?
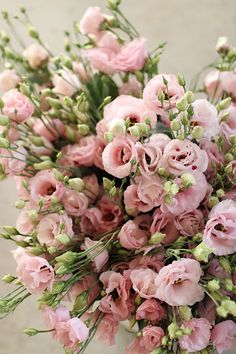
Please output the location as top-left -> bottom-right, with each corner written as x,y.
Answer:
0,2 -> 236,354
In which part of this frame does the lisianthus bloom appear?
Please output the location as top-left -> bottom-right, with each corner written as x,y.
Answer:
23,43 -> 49,69
0,69 -> 20,92
211,320 -> 236,354
179,318 -> 211,352
2,89 -> 34,123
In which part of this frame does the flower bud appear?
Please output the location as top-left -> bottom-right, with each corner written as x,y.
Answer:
221,299 -> 236,316
184,91 -> 195,104
56,233 -> 71,245
2,274 -> 16,283
29,246 -> 44,256
46,97 -> 62,109
193,241 -> 213,262
27,25 -> 39,39
216,305 -> 228,318
168,322 -> 179,339
216,188 -> 225,198
108,119 -> 126,137
207,196 -> 219,209
157,89 -> 165,105
104,131 -> 114,142
219,111 -> 230,123
0,115 -> 9,126
170,119 -> 181,131
0,137 -> 10,148
73,291 -> 88,312
177,73 -> 186,87
229,135 -> 236,146
34,160 -> 54,170
129,125 -> 140,138
207,279 -> 220,292
24,328 -> 38,336
179,306 -> 192,321
68,177 -> 85,192
53,169 -> 64,182
30,136 -> 44,146
47,246 -> 58,254
2,226 -> 18,235
191,126 -> 204,139
15,200 -> 26,209
176,97 -> 188,111
219,257 -> 231,273
148,232 -> 166,245
217,97 -> 232,111
19,83 -> 31,97
28,209 -> 38,222
216,36 -> 230,54
77,124 -> 90,136
181,173 -> 196,188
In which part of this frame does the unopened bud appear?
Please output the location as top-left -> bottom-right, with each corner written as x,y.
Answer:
0,115 -> 9,126
108,119 -> 126,136
34,160 -> 54,170
27,25 -> 39,39
28,210 -> 38,222
217,97 -> 232,111
0,137 -> 9,148
208,279 -> 220,292
191,125 -> 204,139
104,131 -> 114,143
207,196 -> 219,209
216,188 -> 225,198
56,233 -> 71,245
177,73 -> 186,87
68,178 -> 85,192
53,169 -> 64,182
30,136 -> 44,146
181,173 -> 196,188
15,200 -> 26,209
77,124 -> 90,136
157,89 -> 165,104
2,226 -> 18,235
2,274 -> 16,283
176,97 -> 188,111
193,241 -> 213,262
148,232 -> 166,245
171,119 -> 181,131
184,91 -> 195,104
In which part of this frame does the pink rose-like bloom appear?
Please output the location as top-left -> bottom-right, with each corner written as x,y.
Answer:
61,136 -> 97,167
203,199 -> 236,255
119,76 -> 142,97
15,252 -> 54,294
130,268 -> 158,299
56,317 -> 89,350
136,299 -> 164,324
221,104 -> 236,143
80,207 -> 103,235
0,124 -> 20,142
99,271 -> 133,321
83,174 -> 100,202
149,133 -> 171,151
118,216 -> 149,250
150,208 -> 179,245
41,305 -> 70,338
97,195 -> 123,232
0,69 -> 20,92
14,176 -> 30,200
199,139 -> 224,174
102,137 -> 137,178
112,37 -> 147,72
135,141 -> 162,176
143,73 -> 184,113
30,136 -> 54,157
2,89 -> 34,123
52,70 -> 80,97
126,326 -> 164,354
179,318 -> 211,352
129,254 -> 164,274
33,118 -> 65,142
161,172 -> 208,216
136,174 -> 165,212
174,209 -> 204,237
79,6 -> 104,36
160,139 -> 208,175
204,70 -> 223,99
211,320 -> 236,354
95,314 -> 118,346
82,237 -> 109,272
73,62 -> 90,83
155,258 -> 204,306
0,146 -> 27,175
37,212 -> 74,247
23,43 -> 49,69
29,169 -> 65,206
62,189 -> 88,217
191,99 -> 220,139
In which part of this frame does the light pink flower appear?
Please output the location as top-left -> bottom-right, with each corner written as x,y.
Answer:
15,252 -> 54,294
83,174 -> 100,202
221,70 -> 236,98
23,43 -> 49,69
155,258 -> 204,306
221,103 -> 236,143
150,208 -> 179,244
136,299 -> 164,324
30,136 -> 54,157
66,275 -> 100,305
199,139 -> 224,174
179,318 -> 211,352
160,139 -> 208,175
0,124 -> 20,142
61,136 -> 97,167
72,62 -> 90,83
203,199 -> 236,255
0,146 -> 27,175
135,141 -> 162,176
135,174 -> 165,212
112,37 -> 147,72
55,317 -> 89,349
123,184 -> 142,216
95,314 -> 118,346
62,189 -> 88,217
0,69 -> 20,92
130,268 -> 158,299
97,195 -> 123,231
119,76 -> 142,97
16,208 -> 36,235
207,258 -> 231,279
204,70 -> 223,99
33,118 -> 65,142
2,89 -> 34,123
82,237 -> 109,272
52,70 -> 80,97
80,6 -> 104,36
118,216 -> 149,250
37,212 -> 74,247
174,209 -> 204,237
102,136 -> 137,178
99,271 -> 134,321
211,320 -> 236,354
29,169 -> 65,206
191,99 -> 220,139
143,73 -> 184,113
149,133 -> 171,151
126,326 -> 164,354
80,207 -> 103,235
41,305 -> 70,338
129,255 -> 164,274
14,176 -> 30,200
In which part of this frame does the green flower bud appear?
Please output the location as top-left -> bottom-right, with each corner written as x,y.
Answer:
208,279 -> 220,292
184,91 -> 195,104
207,196 -> 219,209
219,257 -> 231,273
34,160 -> 54,170
217,97 -> 232,111
191,126 -> 204,139
30,136 -> 44,146
53,169 -> 64,182
77,124 -> 90,136
229,135 -> 236,146
29,246 -> 44,256
24,328 -> 38,336
134,294 -> 142,306
73,291 -> 88,312
129,125 -> 140,138
2,226 -> 18,235
104,131 -> 114,142
181,173 -> 196,188
148,232 -> 166,245
224,153 -> 234,163
216,188 -> 225,198
177,73 -> 186,87
157,89 -> 165,105
0,137 -> 10,148
168,322 -> 179,339
47,246 -> 58,254
219,111 -> 230,123
170,119 -> 181,131
176,97 -> 188,111
107,0 -> 121,11
28,210 -> 38,222
193,241 -> 213,263
225,278 -> 234,291
108,119 -> 126,136
19,83 -> 31,97
179,306 -> 192,321
46,97 -> 62,109
68,177 -> 85,192
221,299 -> 236,316
56,233 -> 71,245
216,305 -> 228,318
225,163 -> 233,174
2,274 -> 16,283
15,200 -> 26,209
27,25 -> 39,39
0,115 -> 9,126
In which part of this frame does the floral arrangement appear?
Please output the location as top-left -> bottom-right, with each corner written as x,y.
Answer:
0,1 -> 236,353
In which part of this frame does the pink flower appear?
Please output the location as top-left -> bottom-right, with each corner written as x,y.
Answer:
136,299 -> 164,324
30,136 -> 54,157
0,146 -> 27,175
23,43 -> 49,69
80,207 -> 103,235
160,139 -> 208,175
41,305 -> 70,337
37,212 -> 74,247
95,314 -> 118,346
155,258 -> 204,306
0,124 -> 20,142
14,252 -> 54,294
135,141 -> 162,176
118,216 -> 149,250
16,208 -> 36,235
2,89 -> 34,123
61,136 -> 97,167
203,199 -> 236,255
55,317 -> 89,350
174,209 -> 204,237
179,318 -> 211,352
82,237 -> 109,272
79,6 -> 104,36
130,268 -> 158,299
129,255 -> 164,274
52,70 -> 80,97
72,62 -> 90,83
99,271 -> 133,321
149,133 -> 171,151
211,320 -> 236,354
221,70 -> 236,98
102,136 -> 137,178
123,184 -> 142,216
29,169 -> 65,206
112,37 -> 147,72
221,104 -> 236,143
83,174 -> 100,202
14,176 -> 30,199
204,70 -> 223,99
0,69 -> 20,92
143,74 -> 184,113
207,258 -> 231,279
191,99 -> 220,139
126,326 -> 164,354
97,195 -> 123,231
62,189 -> 88,217
197,297 -> 216,325
66,275 -> 100,305
199,139 -> 224,174
119,76 -> 142,97
150,209 -> 179,245
33,118 -> 65,142
136,174 -> 165,212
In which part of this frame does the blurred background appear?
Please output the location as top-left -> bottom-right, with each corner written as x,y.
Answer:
0,0 -> 235,353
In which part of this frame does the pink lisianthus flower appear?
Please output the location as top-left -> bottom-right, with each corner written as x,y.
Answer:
129,254 -> 164,274
41,305 -> 70,338
211,320 -> 236,354
66,274 -> 100,305
55,317 -> 89,350
2,89 -> 34,123
204,69 -> 223,99
52,69 -> 80,97
220,103 -> 236,144
23,43 -> 49,69
155,258 -> 204,306
0,69 -> 20,92
79,6 -> 104,36
149,133 -> 171,151
130,268 -> 158,299
135,174 -> 165,212
118,215 -> 150,250
179,318 -> 211,352
62,189 -> 88,217
197,297 -> 216,325
119,76 -> 142,97
0,145 -> 27,176
95,314 -> 119,346
126,326 -> 164,354
83,174 -> 100,202
33,118 -> 65,142
199,139 -> 224,175
82,237 -> 109,272
203,199 -> 236,255
174,209 -> 204,237
136,299 -> 165,324
150,208 -> 179,245
135,141 -> 162,176
16,207 -> 37,235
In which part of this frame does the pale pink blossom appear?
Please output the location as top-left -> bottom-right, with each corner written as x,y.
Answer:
33,118 -> 65,141
62,189 -> 88,217
80,6 -> 104,36
14,176 -> 30,200
2,89 -> 34,123
174,209 -> 204,237
118,216 -> 149,250
52,70 -> 80,97
211,320 -> 236,354
66,275 -> 100,305
126,326 -> 164,354
95,314 -> 118,346
155,258 -> 204,306
119,76 -> 142,97
0,124 -> 20,142
72,62 -> 90,83
55,317 -> 89,350
135,141 -> 162,176
41,305 -> 70,338
16,208 -> 36,235
221,103 -> 236,143
30,137 -> 54,157
82,237 -> 109,272
150,208 -> 179,244
80,207 -> 103,235
221,70 -> 236,98
136,299 -> 164,324
61,136 -> 97,167
83,174 -> 100,202
197,297 -> 216,325
129,255 -> 164,274
149,133 -> 171,151
130,268 -> 158,299
207,258 -> 231,279
23,43 -> 49,69
204,69 -> 223,99
0,69 -> 20,92
179,318 -> 211,352
199,139 -> 224,174
135,174 -> 165,212
0,146 -> 27,175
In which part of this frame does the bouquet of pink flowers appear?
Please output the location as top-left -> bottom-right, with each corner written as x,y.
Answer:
0,1 -> 236,353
